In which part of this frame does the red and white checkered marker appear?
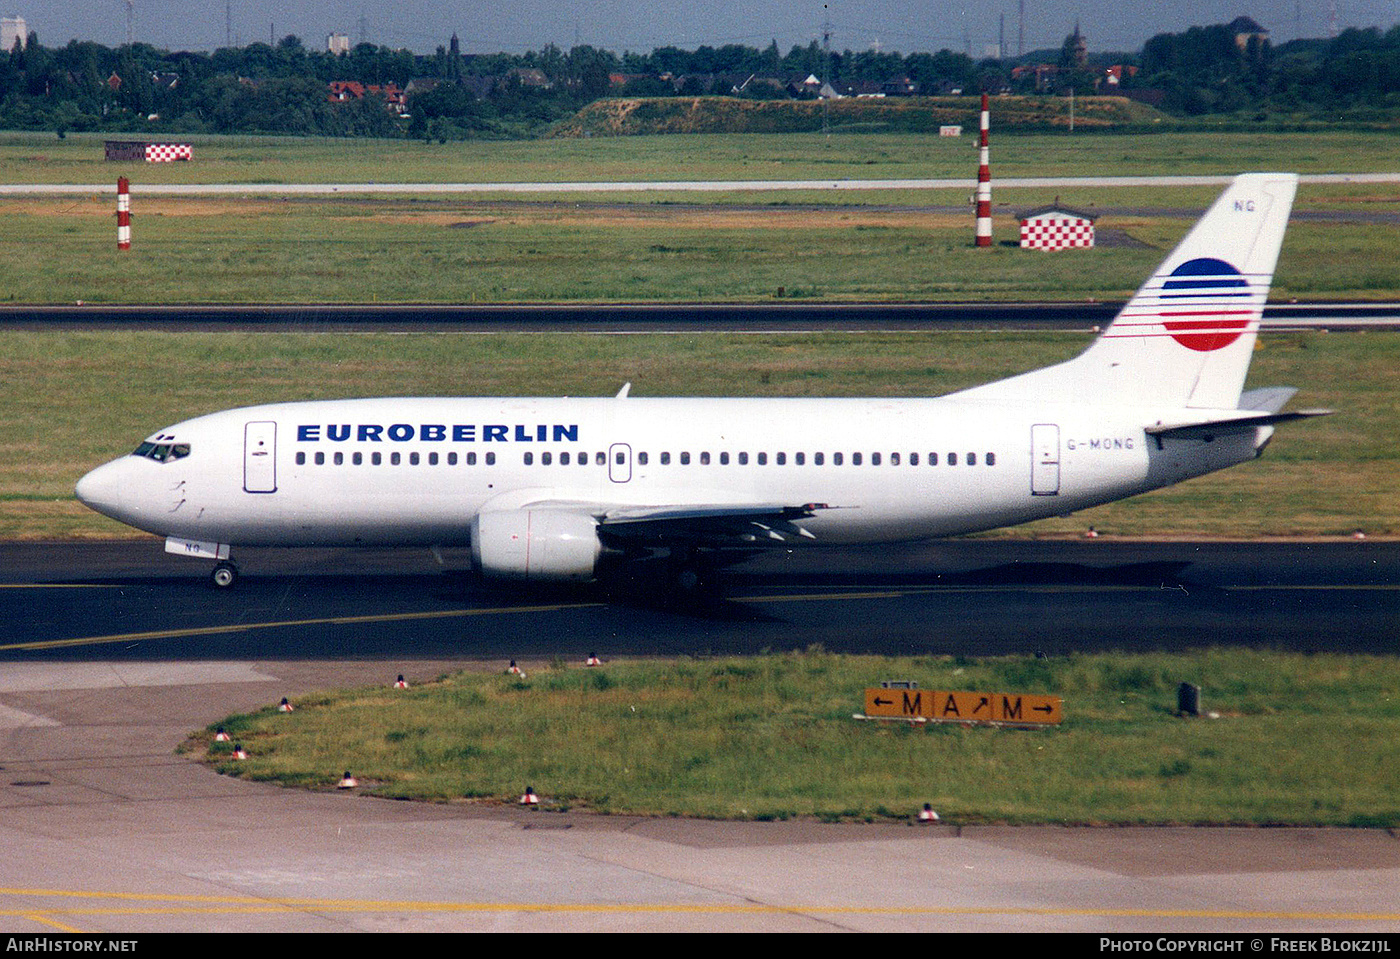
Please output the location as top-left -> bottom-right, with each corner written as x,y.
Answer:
1021,216 -> 1095,250
338,772 -> 358,789
520,786 -> 539,806
144,143 -> 192,162
232,745 -> 248,760
585,653 -> 603,667
394,674 -> 408,689
278,697 -> 294,712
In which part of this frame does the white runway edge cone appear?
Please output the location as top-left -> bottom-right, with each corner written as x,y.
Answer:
338,771 -> 358,789
520,786 -> 539,806
918,803 -> 940,822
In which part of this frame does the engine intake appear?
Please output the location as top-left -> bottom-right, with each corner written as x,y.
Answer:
470,509 -> 602,582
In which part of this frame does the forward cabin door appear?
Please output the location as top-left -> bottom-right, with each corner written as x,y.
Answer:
1031,424 -> 1060,496
244,421 -> 278,493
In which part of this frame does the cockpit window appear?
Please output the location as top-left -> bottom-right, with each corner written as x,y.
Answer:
132,442 -> 190,463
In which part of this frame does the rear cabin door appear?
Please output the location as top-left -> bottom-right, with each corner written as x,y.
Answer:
244,421 -> 278,493
1031,424 -> 1060,496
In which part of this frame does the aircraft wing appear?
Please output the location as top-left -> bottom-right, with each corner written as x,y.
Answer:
597,502 -> 833,547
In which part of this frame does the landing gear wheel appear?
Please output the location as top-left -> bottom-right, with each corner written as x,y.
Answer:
672,557 -> 719,600
675,564 -> 705,593
211,561 -> 239,589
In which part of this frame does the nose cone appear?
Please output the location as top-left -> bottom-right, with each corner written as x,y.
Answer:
75,459 -> 130,522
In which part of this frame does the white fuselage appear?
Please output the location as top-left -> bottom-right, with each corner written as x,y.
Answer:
75,394 -> 1263,550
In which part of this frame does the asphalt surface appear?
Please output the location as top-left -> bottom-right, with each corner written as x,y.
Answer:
2,300 -> 1398,333
1,538 -> 1398,933
2,538 -> 1397,660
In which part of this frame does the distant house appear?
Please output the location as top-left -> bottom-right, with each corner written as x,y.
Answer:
1,16 -> 26,52
507,68 -> 551,89
1229,16 -> 1269,52
329,81 -> 407,114
329,80 -> 366,101
1102,65 -> 1137,87
1012,63 -> 1059,92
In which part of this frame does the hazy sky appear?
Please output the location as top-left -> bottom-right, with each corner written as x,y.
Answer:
14,1 -> 1400,57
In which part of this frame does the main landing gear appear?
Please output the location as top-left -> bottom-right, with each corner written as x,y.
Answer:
210,560 -> 239,589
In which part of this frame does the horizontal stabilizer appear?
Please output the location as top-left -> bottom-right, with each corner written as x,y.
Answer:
1145,408 -> 1332,440
1238,386 -> 1299,414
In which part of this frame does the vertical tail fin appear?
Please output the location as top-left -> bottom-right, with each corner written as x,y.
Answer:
954,173 -> 1298,410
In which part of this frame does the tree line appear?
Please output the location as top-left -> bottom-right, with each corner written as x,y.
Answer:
1,22 -> 1398,139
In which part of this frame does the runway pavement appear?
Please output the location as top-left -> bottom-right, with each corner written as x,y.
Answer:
3,300 -> 1398,333
1,539 -> 1395,660
1,539 -> 1397,933
4,171 -> 1400,195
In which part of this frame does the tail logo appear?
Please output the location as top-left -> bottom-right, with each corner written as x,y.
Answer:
1159,257 -> 1254,352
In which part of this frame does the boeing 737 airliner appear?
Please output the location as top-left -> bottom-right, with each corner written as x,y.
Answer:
76,173 -> 1326,589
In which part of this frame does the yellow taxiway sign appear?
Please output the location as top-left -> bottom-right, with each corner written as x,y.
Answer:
863,688 -> 1062,726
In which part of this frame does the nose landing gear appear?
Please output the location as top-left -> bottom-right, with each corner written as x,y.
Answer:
211,560 -> 239,589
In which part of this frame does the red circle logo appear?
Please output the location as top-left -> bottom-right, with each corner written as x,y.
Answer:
1160,257 -> 1252,352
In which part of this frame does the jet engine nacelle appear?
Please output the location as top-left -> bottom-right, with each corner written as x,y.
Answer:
470,509 -> 602,582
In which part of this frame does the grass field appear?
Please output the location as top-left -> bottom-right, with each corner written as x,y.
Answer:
1,190 -> 1399,304
5,128 -> 1400,184
4,328 -> 1394,541
0,129 -> 1398,305
184,649 -> 1400,825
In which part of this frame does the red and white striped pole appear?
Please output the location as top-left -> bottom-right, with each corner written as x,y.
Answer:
116,177 -> 131,251
975,93 -> 992,247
